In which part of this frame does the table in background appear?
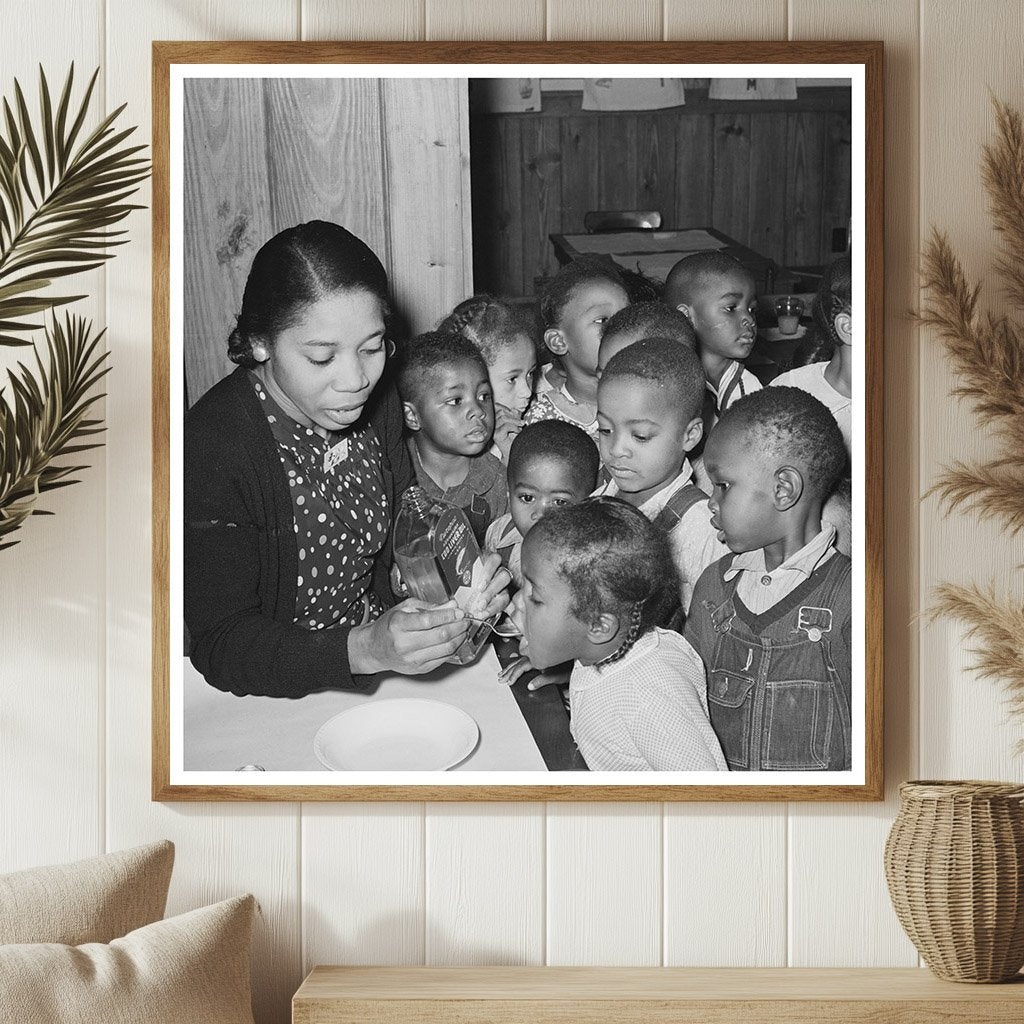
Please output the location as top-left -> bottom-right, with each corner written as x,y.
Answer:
747,291 -> 821,385
182,645 -> 579,773
549,226 -> 797,292
293,966 -> 1024,1024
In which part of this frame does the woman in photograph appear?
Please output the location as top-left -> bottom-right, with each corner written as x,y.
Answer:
184,220 -> 510,698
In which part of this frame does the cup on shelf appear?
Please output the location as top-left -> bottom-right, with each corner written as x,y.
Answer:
774,295 -> 805,335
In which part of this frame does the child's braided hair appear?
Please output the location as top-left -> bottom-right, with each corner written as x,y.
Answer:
438,294 -> 536,364
528,497 -> 679,662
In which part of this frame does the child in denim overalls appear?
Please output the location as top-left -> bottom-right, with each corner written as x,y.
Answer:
685,387 -> 852,771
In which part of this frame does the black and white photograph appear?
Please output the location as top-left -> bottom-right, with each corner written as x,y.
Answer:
156,45 -> 882,799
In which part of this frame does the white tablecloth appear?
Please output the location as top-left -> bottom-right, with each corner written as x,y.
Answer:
181,648 -> 547,772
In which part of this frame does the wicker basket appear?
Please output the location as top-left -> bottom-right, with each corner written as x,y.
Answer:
884,780 -> 1024,982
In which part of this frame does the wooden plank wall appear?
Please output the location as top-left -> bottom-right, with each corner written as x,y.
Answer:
473,92 -> 851,296
183,76 -> 469,405
5,3 -> 1024,1024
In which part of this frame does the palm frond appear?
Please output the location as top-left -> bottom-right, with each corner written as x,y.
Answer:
0,312 -> 110,548
0,64 -> 149,346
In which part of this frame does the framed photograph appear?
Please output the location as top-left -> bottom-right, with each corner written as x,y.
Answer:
153,41 -> 883,801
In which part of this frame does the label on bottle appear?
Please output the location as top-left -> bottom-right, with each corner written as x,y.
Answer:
433,508 -> 491,656
433,507 -> 477,594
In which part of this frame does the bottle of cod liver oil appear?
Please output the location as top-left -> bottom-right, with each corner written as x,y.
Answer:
392,487 -> 491,665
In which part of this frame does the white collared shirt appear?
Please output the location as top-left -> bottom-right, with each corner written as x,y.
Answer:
592,461 -> 728,612
569,628 -> 727,771
726,525 -> 837,615
708,360 -> 762,412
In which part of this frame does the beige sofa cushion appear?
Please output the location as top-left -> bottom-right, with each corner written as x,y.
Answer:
0,893 -> 256,1024
0,840 -> 174,945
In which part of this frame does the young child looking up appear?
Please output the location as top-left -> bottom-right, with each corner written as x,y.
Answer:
594,337 -> 727,614
686,387 -> 852,772
396,330 -> 507,544
522,256 -> 629,443
597,300 -> 698,377
771,253 -> 853,456
485,420 -> 600,587
439,295 -> 538,463
510,497 -> 727,772
664,250 -> 762,418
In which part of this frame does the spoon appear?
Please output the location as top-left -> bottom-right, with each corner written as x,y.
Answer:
462,615 -> 522,639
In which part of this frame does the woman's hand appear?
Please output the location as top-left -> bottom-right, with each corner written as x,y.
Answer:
353,552 -> 511,676
347,598 -> 473,676
472,550 -> 513,622
492,403 -> 525,463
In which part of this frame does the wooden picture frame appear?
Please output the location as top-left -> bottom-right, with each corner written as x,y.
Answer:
153,41 -> 883,801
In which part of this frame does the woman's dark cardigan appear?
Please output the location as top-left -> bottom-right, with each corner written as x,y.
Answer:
184,365 -> 414,697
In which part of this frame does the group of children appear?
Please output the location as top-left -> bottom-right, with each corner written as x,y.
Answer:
393,249 -> 854,773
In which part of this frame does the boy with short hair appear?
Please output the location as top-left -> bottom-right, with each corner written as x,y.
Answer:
664,250 -> 762,418
596,300 -> 698,377
485,419 -> 599,587
396,330 -> 507,544
594,337 -> 728,614
685,386 -> 852,772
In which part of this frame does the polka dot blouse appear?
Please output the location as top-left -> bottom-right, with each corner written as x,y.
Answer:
251,375 -> 390,631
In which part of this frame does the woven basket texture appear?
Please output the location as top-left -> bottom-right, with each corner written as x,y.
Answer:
884,780 -> 1024,982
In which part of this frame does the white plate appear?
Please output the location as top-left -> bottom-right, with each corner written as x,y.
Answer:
313,699 -> 480,772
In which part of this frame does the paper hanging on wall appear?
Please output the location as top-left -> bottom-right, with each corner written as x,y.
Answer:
708,78 -> 798,101
474,78 -> 541,113
581,78 -> 686,112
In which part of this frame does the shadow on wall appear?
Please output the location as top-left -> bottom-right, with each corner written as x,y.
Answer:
301,905 -> 539,972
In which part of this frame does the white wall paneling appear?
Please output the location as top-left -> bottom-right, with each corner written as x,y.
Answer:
546,804 -> 662,964
663,804 -> 787,966
426,0 -> 544,41
424,803 -> 545,965
301,0 -> 425,40
3,5 -> 1023,1024
546,0 -> 663,42
664,0 -> 787,40
302,804 -> 426,970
